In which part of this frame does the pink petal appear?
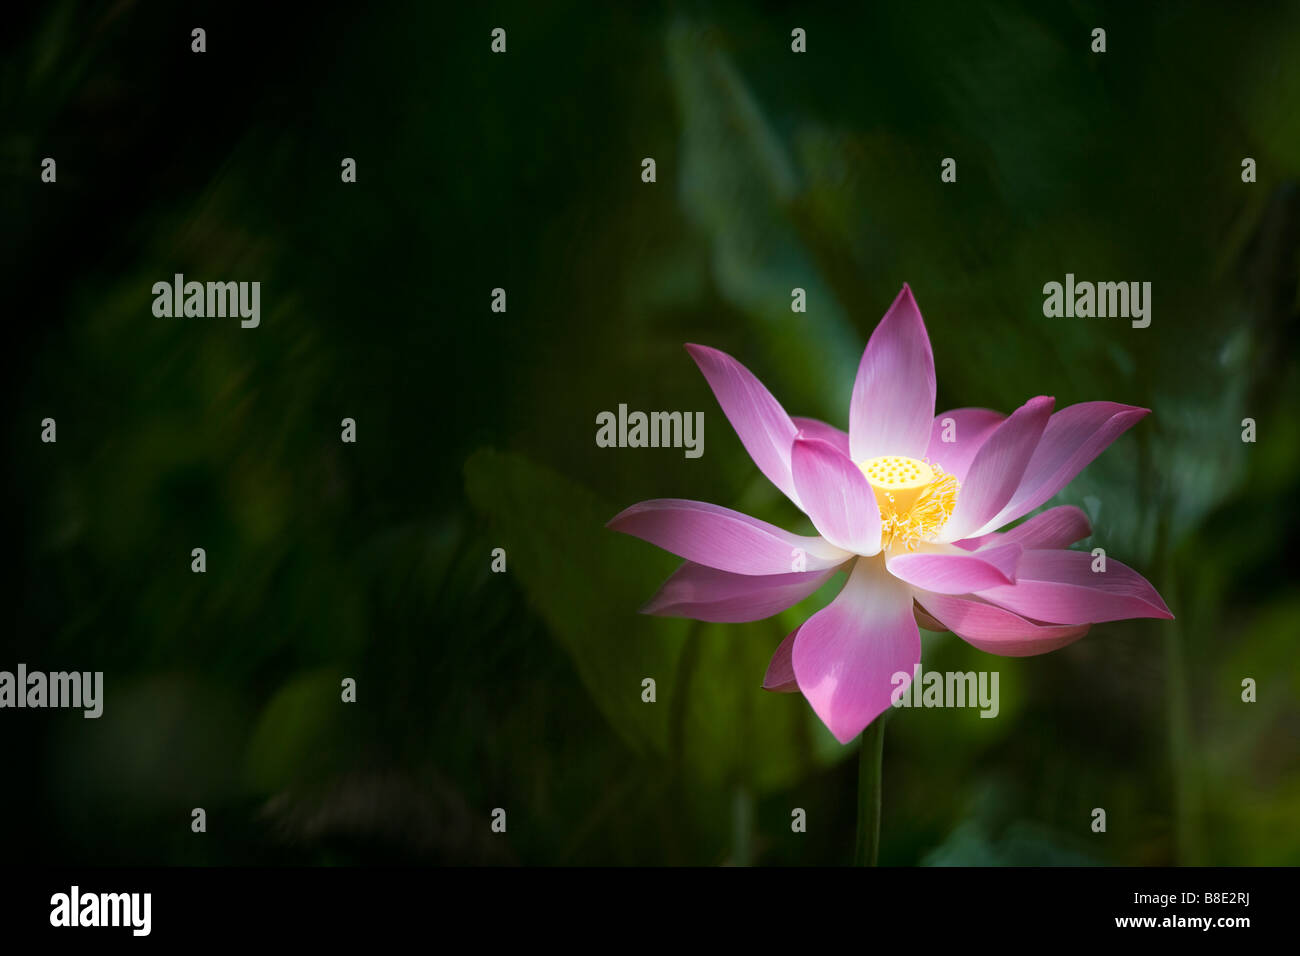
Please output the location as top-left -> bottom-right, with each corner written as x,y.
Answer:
924,407 -> 1006,482
980,402 -> 1149,533
976,549 -> 1173,624
641,562 -> 840,623
792,558 -> 920,744
762,626 -> 800,693
607,499 -> 849,575
915,592 -> 1091,657
886,542 -> 1022,594
790,436 -> 883,555
957,505 -> 1092,552
684,344 -> 802,507
914,603 -> 946,632
938,396 -> 1054,541
849,285 -> 936,462
791,416 -> 851,458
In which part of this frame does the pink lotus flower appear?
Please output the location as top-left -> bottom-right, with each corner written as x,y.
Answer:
609,285 -> 1172,744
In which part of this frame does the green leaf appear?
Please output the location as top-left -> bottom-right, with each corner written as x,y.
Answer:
465,448 -> 687,756
244,669 -> 362,793
666,18 -> 862,418
464,448 -> 846,792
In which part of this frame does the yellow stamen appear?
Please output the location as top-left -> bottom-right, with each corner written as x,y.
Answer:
859,455 -> 960,550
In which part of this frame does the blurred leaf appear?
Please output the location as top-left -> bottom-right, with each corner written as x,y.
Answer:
681,620 -> 845,792
53,674 -> 251,812
923,819 -> 1100,866
464,448 -> 844,792
667,18 -> 862,418
258,770 -> 514,865
464,448 -> 687,756
245,669 -> 364,793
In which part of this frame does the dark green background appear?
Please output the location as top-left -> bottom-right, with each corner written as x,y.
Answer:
3,0 -> 1297,865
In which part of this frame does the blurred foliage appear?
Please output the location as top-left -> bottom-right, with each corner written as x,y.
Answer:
1,0 -> 1297,865
465,448 -> 845,795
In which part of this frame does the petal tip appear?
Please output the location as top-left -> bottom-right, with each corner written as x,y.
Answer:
831,724 -> 862,745
885,283 -> 922,324
607,500 -> 648,530
682,342 -> 716,366
1145,587 -> 1174,619
790,433 -> 833,457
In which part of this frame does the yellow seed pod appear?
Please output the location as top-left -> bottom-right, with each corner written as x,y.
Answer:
859,455 -> 935,513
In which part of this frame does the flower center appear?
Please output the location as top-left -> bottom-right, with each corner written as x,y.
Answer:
858,455 -> 960,550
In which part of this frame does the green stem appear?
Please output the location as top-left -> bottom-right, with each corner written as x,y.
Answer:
731,785 -> 754,867
1163,575 -> 1203,864
854,713 -> 887,866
